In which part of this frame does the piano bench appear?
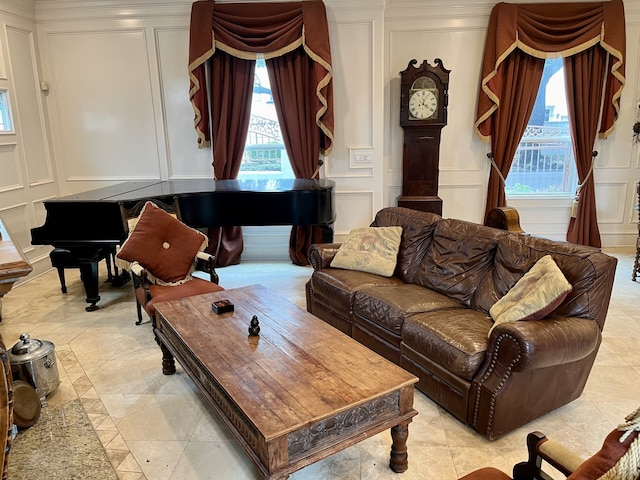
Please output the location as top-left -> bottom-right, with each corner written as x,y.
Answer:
49,247 -> 123,311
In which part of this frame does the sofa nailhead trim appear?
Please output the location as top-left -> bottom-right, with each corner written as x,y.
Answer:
472,333 -> 522,439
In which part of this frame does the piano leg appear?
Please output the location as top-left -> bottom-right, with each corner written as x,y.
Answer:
56,267 -> 67,294
50,249 -> 70,294
78,258 -> 101,312
104,249 -> 114,282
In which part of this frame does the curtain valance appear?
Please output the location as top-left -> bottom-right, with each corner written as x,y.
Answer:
475,0 -> 625,142
188,0 -> 334,154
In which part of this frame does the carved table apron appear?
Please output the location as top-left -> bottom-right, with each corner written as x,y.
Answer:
153,284 -> 418,480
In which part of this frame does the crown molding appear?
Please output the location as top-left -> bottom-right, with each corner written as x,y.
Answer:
0,0 -> 36,21
34,0 -> 386,23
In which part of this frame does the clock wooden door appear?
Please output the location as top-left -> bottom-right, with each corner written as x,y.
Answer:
397,58 -> 450,215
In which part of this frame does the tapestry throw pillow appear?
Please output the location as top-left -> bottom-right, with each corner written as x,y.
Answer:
488,254 -> 572,336
116,201 -> 207,283
330,226 -> 403,277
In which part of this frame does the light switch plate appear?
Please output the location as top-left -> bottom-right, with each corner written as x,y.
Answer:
349,147 -> 374,168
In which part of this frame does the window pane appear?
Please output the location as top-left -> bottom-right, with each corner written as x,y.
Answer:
0,90 -> 12,132
240,59 -> 293,179
506,59 -> 577,196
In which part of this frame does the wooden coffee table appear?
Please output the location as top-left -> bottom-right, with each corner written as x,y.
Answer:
153,284 -> 418,480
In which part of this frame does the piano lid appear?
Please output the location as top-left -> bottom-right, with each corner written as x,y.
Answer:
53,179 -> 335,203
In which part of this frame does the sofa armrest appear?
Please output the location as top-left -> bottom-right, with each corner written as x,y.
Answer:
470,316 -> 601,440
487,317 -> 600,371
308,243 -> 342,270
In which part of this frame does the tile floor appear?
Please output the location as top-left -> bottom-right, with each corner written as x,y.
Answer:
1,247 -> 638,480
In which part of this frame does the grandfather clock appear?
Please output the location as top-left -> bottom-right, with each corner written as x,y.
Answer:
397,58 -> 450,215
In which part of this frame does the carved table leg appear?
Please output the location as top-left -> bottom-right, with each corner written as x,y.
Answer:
160,342 -> 176,375
389,420 -> 410,473
154,333 -> 176,375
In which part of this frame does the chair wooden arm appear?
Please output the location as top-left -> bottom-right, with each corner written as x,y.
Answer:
195,251 -> 219,284
512,432 -> 585,480
130,262 -> 152,305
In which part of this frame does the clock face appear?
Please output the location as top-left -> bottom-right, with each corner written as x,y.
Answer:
408,89 -> 438,120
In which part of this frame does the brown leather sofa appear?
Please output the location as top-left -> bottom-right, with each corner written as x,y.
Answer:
306,207 -> 617,440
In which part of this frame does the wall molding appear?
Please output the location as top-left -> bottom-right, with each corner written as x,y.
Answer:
0,141 -> 22,192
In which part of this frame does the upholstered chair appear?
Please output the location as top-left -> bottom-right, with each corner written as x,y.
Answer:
116,201 -> 224,327
460,408 -> 640,480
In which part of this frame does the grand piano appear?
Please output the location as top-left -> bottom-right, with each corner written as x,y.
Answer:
31,178 -> 335,311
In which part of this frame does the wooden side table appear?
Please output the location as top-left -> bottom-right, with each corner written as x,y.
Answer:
0,219 -> 32,321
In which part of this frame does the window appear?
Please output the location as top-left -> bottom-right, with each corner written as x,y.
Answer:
239,59 -> 294,179
506,59 -> 578,196
0,90 -> 13,132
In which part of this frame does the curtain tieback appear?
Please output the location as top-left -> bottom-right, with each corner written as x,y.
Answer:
487,153 -> 507,186
312,158 -> 324,180
571,151 -> 598,218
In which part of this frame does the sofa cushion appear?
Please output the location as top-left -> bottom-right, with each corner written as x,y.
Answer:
331,226 -> 403,277
310,268 -> 405,314
371,207 -> 440,283
116,201 -> 207,283
471,233 -> 616,329
354,284 -> 462,337
488,255 -> 572,335
415,219 -> 506,307
402,308 -> 493,380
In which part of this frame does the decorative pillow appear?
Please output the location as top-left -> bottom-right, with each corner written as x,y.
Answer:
116,201 -> 207,283
488,255 -> 572,335
330,226 -> 403,277
567,429 -> 638,479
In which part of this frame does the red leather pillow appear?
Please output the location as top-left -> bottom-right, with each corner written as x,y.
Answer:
116,201 -> 207,283
567,429 -> 638,479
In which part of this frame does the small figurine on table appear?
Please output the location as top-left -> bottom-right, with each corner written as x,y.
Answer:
248,315 -> 260,336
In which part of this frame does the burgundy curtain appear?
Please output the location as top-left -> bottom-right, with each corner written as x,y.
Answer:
188,0 -> 333,265
267,50 -> 324,264
564,47 -> 607,247
206,52 -> 255,266
484,50 -> 544,221
475,0 -> 625,242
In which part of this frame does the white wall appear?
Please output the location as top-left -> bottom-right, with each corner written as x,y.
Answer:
0,0 -> 638,278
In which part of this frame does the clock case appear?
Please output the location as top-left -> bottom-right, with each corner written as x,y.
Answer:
398,59 -> 450,215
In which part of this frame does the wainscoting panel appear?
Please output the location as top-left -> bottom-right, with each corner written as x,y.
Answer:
46,29 -> 160,182
439,183 -> 485,221
333,191 -> 374,238
155,27 -> 214,179
595,181 -> 628,224
326,19 -> 376,179
6,26 -> 53,186
0,142 -> 21,192
0,203 -> 31,253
